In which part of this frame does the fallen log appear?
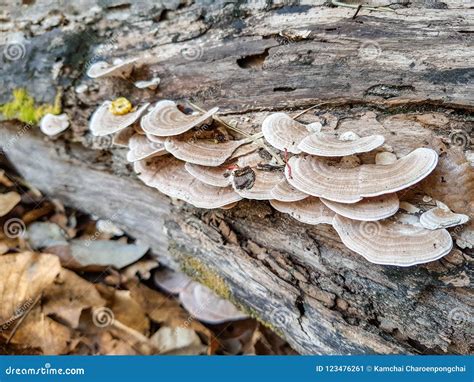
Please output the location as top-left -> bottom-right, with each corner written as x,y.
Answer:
0,0 -> 472,354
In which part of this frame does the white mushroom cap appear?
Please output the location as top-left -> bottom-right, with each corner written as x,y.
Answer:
39,113 -> 70,136
333,215 -> 453,266
87,58 -> 137,79
298,132 -> 385,157
320,194 -> 399,221
375,151 -> 397,165
126,134 -> 167,162
179,282 -> 247,324
270,179 -> 308,202
184,163 -> 230,187
134,77 -> 161,90
261,112 -> 310,154
141,100 -> 218,137
420,207 -> 469,230
270,197 -> 335,225
89,101 -> 150,136
164,137 -> 249,167
231,168 -> 283,200
134,156 -> 241,208
153,268 -> 192,294
286,148 -> 438,203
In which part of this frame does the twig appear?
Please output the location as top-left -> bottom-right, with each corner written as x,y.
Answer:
352,4 -> 363,19
331,0 -> 394,12
189,102 -> 284,165
6,294 -> 41,344
293,104 -> 322,120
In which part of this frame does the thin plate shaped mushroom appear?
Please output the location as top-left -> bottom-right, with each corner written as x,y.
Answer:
298,132 -> 385,157
134,156 -> 241,208
185,163 -> 230,187
153,268 -> 192,295
286,148 -> 438,203
89,101 -> 150,136
40,113 -> 70,136
270,197 -> 335,225
320,194 -> 399,221
420,207 -> 469,230
333,215 -> 453,266
126,135 -> 167,162
261,112 -> 310,154
179,282 -> 247,324
270,179 -> 308,202
141,100 -> 218,137
165,136 -> 250,167
231,168 -> 284,200
87,58 -> 137,79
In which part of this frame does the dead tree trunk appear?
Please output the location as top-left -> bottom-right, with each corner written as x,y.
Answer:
0,0 -> 472,354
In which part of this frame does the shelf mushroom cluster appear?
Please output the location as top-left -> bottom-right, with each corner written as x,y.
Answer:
87,62 -> 468,267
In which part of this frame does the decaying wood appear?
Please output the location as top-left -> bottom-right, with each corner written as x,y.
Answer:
0,0 -> 472,354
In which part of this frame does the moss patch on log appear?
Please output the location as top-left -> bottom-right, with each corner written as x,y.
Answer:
0,88 -> 62,125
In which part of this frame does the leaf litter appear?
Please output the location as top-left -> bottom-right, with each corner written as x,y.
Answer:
0,166 -> 295,355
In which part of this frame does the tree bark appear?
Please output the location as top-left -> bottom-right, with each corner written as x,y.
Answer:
0,0 -> 472,355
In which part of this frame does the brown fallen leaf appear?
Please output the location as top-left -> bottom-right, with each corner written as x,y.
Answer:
149,326 -> 203,354
0,252 -> 61,325
0,191 -> 21,217
8,307 -> 72,355
42,269 -> 105,329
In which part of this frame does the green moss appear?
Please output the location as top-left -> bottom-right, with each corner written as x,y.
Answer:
0,88 -> 62,125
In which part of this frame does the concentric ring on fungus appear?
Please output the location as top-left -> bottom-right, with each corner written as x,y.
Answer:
134,155 -> 241,209
270,197 -> 335,225
333,215 -> 453,266
141,100 -> 218,137
164,136 -> 249,167
320,194 -> 400,221
286,148 -> 438,204
261,112 -> 310,154
89,101 -> 150,136
298,132 -> 385,157
126,135 -> 167,162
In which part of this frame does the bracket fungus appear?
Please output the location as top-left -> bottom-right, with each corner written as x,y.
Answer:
89,101 -> 150,136
298,132 -> 385,157
231,168 -> 284,200
286,148 -> 438,203
86,58 -> 137,79
184,163 -> 231,188
261,112 -> 311,154
164,136 -> 250,167
134,156 -> 241,208
320,194 -> 399,222
180,283 -> 247,324
40,113 -> 70,136
420,206 -> 469,230
270,179 -> 308,202
134,77 -> 161,90
153,268 -> 192,295
126,134 -> 167,162
141,100 -> 218,137
270,197 -> 335,225
333,215 -> 453,266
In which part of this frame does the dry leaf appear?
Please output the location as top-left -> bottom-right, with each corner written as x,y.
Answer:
150,326 -> 202,354
0,252 -> 61,324
42,269 -> 105,328
0,191 -> 21,216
